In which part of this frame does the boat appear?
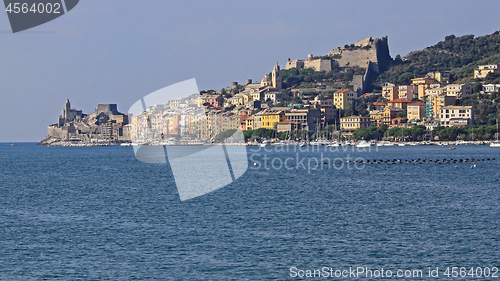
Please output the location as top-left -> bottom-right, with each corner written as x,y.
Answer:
260,140 -> 270,147
449,146 -> 456,150
120,143 -> 131,147
10,143 -> 17,146
355,141 -> 371,148
328,141 -> 340,147
491,118 -> 500,147
396,143 -> 406,147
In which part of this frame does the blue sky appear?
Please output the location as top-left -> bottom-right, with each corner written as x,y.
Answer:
1,0 -> 500,142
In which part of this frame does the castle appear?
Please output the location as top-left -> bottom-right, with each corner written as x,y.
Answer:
284,36 -> 391,95
39,99 -> 130,145
285,36 -> 391,74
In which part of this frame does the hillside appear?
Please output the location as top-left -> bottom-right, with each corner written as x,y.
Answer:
377,31 -> 500,86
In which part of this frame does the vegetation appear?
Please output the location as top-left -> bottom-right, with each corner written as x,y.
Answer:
352,125 -> 388,140
457,94 -> 500,125
243,128 -> 275,141
281,66 -> 365,89
384,125 -> 427,140
214,129 -> 237,141
432,125 -> 499,141
378,31 -> 500,85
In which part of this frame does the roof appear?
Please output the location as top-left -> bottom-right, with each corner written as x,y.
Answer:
334,89 -> 352,94
441,105 -> 474,110
340,115 -> 369,119
384,106 -> 404,112
388,98 -> 412,103
255,109 -> 285,116
409,102 -> 426,106
372,102 -> 386,106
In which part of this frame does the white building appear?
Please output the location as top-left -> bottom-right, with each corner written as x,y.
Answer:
445,84 -> 473,98
483,84 -> 500,94
439,106 -> 474,127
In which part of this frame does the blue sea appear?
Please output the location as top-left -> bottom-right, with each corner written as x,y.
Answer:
1,143 -> 500,280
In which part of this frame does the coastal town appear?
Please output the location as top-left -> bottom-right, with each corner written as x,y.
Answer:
39,36 -> 500,147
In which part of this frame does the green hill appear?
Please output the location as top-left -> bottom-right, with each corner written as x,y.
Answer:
377,30 -> 500,85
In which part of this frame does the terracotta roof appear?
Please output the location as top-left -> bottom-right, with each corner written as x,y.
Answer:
409,102 -> 426,106
372,102 -> 386,106
388,98 -> 412,103
334,89 -> 351,94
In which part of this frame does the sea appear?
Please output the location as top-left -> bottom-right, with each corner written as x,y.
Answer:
1,143 -> 500,280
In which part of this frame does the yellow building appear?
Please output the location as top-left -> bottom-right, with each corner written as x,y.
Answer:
474,64 -> 500,79
340,115 -> 371,132
411,77 -> 435,85
382,106 -> 404,126
255,109 -> 285,130
245,116 -> 255,130
370,110 -> 384,127
333,89 -> 355,109
426,94 -> 456,118
427,71 -> 450,83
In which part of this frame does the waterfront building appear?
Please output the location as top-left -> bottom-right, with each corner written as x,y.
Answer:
340,115 -> 371,137
285,108 -> 321,132
255,109 -> 286,130
439,106 -> 475,127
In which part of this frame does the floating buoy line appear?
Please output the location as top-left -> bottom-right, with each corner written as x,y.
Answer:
334,158 -> 496,165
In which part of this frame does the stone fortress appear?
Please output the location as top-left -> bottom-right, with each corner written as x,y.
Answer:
39,99 -> 130,145
286,36 -> 390,74
285,36 -> 391,95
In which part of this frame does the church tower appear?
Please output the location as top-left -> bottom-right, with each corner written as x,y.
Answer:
272,62 -> 282,90
65,99 -> 71,118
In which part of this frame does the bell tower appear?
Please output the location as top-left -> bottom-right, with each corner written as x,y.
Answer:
272,62 -> 282,90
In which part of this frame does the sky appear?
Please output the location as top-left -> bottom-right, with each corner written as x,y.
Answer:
1,0 -> 500,142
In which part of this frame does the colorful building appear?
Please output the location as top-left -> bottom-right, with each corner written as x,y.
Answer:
426,94 -> 456,118
411,77 -> 435,85
340,115 -> 371,132
333,89 -> 356,109
255,109 -> 285,130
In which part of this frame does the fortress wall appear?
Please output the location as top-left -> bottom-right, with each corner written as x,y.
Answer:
47,126 -> 68,140
96,104 -> 120,115
303,59 -> 332,72
285,60 -> 304,70
329,48 -> 379,69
